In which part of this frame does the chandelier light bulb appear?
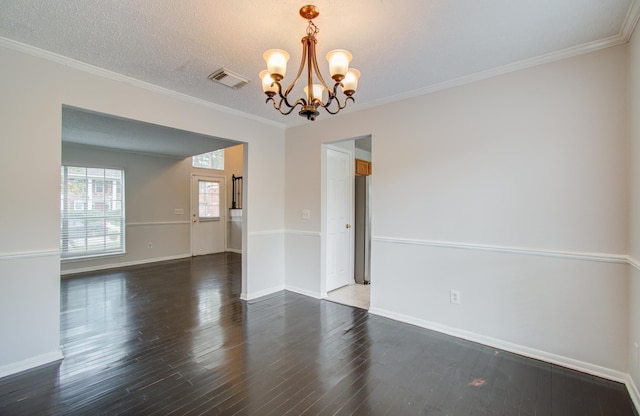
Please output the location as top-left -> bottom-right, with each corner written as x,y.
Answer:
259,70 -> 278,96
342,69 -> 360,95
263,49 -> 290,81
304,84 -> 325,102
326,50 -> 352,81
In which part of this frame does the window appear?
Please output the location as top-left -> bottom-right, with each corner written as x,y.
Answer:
93,180 -> 104,193
60,166 -> 125,259
198,180 -> 220,220
192,149 -> 224,170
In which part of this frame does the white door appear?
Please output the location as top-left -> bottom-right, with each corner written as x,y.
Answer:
326,147 -> 353,292
191,175 -> 226,256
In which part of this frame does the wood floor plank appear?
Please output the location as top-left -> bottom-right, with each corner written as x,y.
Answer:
0,253 -> 636,415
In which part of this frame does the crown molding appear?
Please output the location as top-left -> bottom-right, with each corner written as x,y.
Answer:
0,37 -> 286,130
3,0 -> 639,132
345,36 -> 630,121
303,0 -> 640,127
622,0 -> 640,41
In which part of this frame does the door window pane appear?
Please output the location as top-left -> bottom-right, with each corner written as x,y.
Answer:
198,180 -> 220,219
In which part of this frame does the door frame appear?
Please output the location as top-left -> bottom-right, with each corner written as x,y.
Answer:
321,144 -> 355,297
190,173 -> 227,256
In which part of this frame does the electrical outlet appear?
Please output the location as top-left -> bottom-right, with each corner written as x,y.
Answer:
147,243 -> 153,249
450,289 -> 461,305
302,209 -> 311,220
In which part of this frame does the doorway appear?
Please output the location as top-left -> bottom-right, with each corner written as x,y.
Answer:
191,174 -> 226,256
60,107 -> 247,292
324,137 -> 372,310
324,145 -> 353,292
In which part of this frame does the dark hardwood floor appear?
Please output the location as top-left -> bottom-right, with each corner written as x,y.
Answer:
0,253 -> 637,415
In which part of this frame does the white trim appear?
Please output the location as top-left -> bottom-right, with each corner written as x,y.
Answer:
621,0 -> 640,41
286,10 -> 640,129
626,374 -> 640,413
0,350 -> 64,380
247,230 -> 285,237
1,0 -> 638,133
0,37 -> 284,129
61,254 -> 191,275
285,286 -> 322,299
0,250 -> 59,261
285,230 -> 321,237
629,256 -> 640,272
127,221 -> 190,227
226,248 -> 242,254
368,306 -> 627,383
240,285 -> 284,301
374,236 -> 628,264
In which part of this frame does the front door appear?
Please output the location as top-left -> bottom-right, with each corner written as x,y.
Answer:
326,146 -> 353,292
191,175 -> 226,256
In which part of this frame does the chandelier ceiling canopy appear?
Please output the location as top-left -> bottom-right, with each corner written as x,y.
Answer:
260,5 -> 360,121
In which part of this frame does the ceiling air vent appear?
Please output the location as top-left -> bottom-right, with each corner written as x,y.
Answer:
208,68 -> 250,89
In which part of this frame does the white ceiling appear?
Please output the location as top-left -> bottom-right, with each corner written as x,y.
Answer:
62,106 -> 238,158
1,0 -> 639,153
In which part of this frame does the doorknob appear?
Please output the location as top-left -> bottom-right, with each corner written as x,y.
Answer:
346,224 -> 351,229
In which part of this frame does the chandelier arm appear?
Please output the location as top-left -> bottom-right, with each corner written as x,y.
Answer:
283,38 -> 310,98
321,95 -> 355,115
308,39 -> 332,105
266,96 -> 306,115
273,80 -> 307,111
317,83 -> 342,111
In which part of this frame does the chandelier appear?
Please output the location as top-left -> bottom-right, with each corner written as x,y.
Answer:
260,5 -> 360,121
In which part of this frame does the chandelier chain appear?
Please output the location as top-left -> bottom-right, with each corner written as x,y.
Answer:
306,19 -> 319,37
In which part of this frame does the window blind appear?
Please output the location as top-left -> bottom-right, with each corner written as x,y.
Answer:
60,166 -> 125,259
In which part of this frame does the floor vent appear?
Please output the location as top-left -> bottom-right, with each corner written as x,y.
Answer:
208,68 -> 250,89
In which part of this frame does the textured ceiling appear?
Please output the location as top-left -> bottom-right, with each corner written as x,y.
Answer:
1,0 -> 639,129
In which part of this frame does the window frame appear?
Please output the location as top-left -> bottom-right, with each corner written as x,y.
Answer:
197,179 -> 221,221
192,149 -> 225,171
60,165 -> 126,261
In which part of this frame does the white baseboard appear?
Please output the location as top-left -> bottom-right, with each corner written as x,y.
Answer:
240,285 -> 284,301
368,306 -> 627,383
61,254 -> 192,275
627,374 -> 640,413
0,350 -> 64,379
226,248 -> 242,254
285,285 -> 322,299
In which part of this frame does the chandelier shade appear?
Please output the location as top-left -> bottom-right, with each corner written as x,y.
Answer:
260,5 -> 360,121
263,49 -> 289,81
326,50 -> 352,81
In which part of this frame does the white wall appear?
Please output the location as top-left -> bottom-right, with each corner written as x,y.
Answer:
224,144 -> 244,252
61,143 -> 193,273
223,144 -> 244,211
0,41 -> 285,376
628,22 -> 640,394
285,45 -> 629,377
